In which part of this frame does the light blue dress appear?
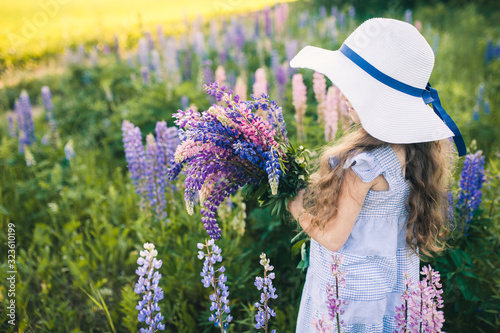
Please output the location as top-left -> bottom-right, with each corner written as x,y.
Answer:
296,145 -> 420,333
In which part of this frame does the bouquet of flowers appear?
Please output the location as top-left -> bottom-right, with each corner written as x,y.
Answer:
168,82 -> 310,240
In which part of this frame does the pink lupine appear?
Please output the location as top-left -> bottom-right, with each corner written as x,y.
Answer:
313,72 -> 327,123
215,65 -> 226,86
311,314 -> 335,333
253,68 -> 268,99
324,86 -> 339,141
234,76 -> 247,101
292,73 -> 307,141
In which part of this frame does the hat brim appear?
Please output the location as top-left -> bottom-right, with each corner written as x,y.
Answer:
290,45 -> 454,144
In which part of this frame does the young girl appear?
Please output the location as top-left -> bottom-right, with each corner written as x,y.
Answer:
286,18 -> 465,332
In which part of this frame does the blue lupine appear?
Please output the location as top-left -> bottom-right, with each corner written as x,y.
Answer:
141,66 -> 150,85
254,253 -> 278,333
348,5 -> 356,19
264,149 -> 281,196
122,120 -> 149,210
404,9 -> 412,23
180,96 -> 189,110
135,242 -> 165,332
19,90 -> 36,145
197,239 -> 232,333
456,151 -> 486,234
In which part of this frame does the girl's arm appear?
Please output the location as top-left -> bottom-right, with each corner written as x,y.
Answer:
288,168 -> 376,252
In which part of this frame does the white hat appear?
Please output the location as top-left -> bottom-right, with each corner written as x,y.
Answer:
290,17 -> 462,147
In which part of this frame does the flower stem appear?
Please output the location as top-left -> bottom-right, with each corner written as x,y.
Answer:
206,239 -> 225,333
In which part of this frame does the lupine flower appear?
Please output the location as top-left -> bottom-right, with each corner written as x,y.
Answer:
19,90 -> 36,145
122,120 -> 178,220
324,86 -> 339,141
348,5 -> 356,19
254,253 -> 278,333
264,6 -> 272,37
456,151 -> 486,234
414,20 -> 422,32
138,38 -> 149,68
292,73 -> 307,141
203,60 -> 214,85
394,266 -> 445,332
325,254 -> 348,331
169,82 -> 290,239
151,49 -> 163,83
215,66 -> 226,86
197,239 -> 232,332
135,242 -> 165,332
123,120 -> 149,209
274,3 -> 289,35
234,76 -> 247,101
253,68 -> 268,102
338,12 -> 346,30
181,96 -> 189,110
404,9 -> 412,23
141,66 -> 150,85
64,139 -> 75,161
313,72 -> 327,124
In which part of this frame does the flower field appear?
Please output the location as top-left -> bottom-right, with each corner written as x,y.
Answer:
0,0 -> 499,332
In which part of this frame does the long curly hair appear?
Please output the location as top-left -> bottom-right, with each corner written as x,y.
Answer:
303,126 -> 457,259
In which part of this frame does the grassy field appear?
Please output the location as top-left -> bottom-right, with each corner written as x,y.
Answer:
0,0 -> 290,71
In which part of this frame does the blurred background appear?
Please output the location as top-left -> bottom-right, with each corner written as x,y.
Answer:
0,0 -> 499,332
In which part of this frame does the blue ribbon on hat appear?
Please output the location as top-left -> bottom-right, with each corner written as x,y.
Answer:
339,43 -> 466,157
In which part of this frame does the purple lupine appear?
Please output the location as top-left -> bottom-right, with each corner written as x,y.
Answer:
145,134 -> 164,220
338,12 -> 346,30
203,60 -> 214,85
122,120 -> 149,210
135,242 -> 165,332
276,65 -> 287,102
141,66 -> 150,85
348,5 -> 356,20
15,100 -> 27,154
264,6 -> 272,37
197,239 -> 232,333
19,90 -> 36,145
394,266 -> 445,332
157,24 -> 166,50
456,151 -> 486,235
404,9 -> 412,24
254,253 -> 278,333
319,6 -> 327,18
151,50 -> 163,83
138,38 -> 149,68
180,96 -> 189,110
8,114 -> 15,137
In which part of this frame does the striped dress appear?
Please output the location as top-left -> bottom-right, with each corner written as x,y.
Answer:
296,145 -> 420,333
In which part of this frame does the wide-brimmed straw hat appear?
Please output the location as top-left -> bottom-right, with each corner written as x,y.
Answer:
290,17 -> 466,156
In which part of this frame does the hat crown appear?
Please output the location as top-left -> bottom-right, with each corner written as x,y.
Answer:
344,18 -> 434,90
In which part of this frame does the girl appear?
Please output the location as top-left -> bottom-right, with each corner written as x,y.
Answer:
286,18 -> 465,332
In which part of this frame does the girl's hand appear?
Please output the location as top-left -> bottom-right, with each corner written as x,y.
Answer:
287,188 -> 306,220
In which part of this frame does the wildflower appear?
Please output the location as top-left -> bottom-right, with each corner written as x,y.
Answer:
141,66 -> 150,85
254,253 -> 278,332
138,37 -> 149,68
292,73 -> 307,141
253,68 -> 268,101
324,86 -> 340,141
135,242 -> 165,332
19,90 -> 36,146
215,66 -> 226,86
404,9 -> 412,23
311,314 -> 335,333
64,139 -> 75,161
394,266 -> 445,332
313,72 -> 327,123
456,151 -> 486,234
197,239 -> 232,332
234,76 -> 247,101
325,254 -> 349,331
348,5 -> 356,19
151,50 -> 163,83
